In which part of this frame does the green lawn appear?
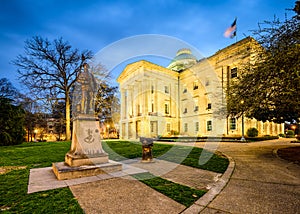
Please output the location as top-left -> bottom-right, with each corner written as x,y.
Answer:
133,172 -> 206,207
0,141 -> 83,213
0,140 -> 229,212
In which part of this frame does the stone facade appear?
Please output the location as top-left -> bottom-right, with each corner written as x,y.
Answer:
117,37 -> 284,139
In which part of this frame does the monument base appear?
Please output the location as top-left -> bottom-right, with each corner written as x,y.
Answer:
52,161 -> 122,180
65,152 -> 109,167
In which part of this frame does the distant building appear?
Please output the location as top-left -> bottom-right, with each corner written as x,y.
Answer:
117,37 -> 284,139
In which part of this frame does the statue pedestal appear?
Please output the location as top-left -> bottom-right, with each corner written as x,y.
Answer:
53,114 -> 122,180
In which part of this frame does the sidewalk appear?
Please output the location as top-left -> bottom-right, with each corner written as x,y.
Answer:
28,158 -> 228,213
28,138 -> 300,213
195,139 -> 300,213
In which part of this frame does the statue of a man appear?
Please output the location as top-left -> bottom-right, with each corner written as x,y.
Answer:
77,63 -> 97,114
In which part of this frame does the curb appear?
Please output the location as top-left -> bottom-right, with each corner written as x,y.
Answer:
273,146 -> 300,165
272,148 -> 280,160
181,153 -> 235,214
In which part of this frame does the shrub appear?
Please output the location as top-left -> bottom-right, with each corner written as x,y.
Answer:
286,130 -> 295,138
170,130 -> 179,135
247,127 -> 259,137
278,133 -> 285,138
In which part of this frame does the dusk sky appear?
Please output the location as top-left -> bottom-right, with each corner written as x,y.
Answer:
0,0 -> 296,89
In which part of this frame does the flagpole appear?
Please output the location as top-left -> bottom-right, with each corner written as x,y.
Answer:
235,17 -> 238,43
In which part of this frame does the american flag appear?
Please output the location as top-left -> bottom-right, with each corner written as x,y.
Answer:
224,18 -> 237,38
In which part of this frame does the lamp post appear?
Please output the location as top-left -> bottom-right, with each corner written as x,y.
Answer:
240,100 -> 246,142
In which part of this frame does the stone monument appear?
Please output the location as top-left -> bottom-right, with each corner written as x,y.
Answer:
53,63 -> 122,180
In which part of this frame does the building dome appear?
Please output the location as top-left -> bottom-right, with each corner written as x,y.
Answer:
167,48 -> 197,72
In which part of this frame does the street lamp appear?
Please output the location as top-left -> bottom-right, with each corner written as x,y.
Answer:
291,125 -> 296,136
240,100 -> 246,142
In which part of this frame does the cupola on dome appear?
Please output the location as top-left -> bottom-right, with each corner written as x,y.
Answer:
167,48 -> 197,72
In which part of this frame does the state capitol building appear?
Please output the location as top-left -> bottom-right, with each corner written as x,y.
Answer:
117,37 -> 284,139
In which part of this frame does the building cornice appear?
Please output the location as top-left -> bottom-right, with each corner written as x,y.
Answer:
117,60 -> 178,83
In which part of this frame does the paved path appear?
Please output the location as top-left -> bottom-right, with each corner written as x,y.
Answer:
191,138 -> 300,213
68,159 -> 222,214
30,138 -> 299,213
70,176 -> 186,214
127,159 -> 221,190
69,138 -> 300,214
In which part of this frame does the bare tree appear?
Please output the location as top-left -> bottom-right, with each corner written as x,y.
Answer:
0,78 -> 20,102
13,36 -> 93,140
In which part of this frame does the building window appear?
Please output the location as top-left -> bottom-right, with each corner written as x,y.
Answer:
231,67 -> 238,78
193,81 -> 198,90
165,86 -> 169,94
183,108 -> 187,114
195,122 -> 199,132
207,103 -> 212,110
184,123 -> 188,132
194,106 -> 199,112
151,85 -> 154,93
166,123 -> 171,132
137,104 -> 141,116
207,121 -> 212,131
151,102 -> 154,112
183,85 -> 187,93
230,118 -> 236,130
165,103 -> 169,114
150,122 -> 154,132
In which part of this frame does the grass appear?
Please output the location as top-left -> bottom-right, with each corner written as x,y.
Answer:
0,141 -> 70,168
132,172 -> 206,207
0,141 -> 83,213
103,140 -> 229,173
0,140 -> 229,212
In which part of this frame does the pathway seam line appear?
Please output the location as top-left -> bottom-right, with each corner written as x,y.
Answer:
181,152 -> 235,214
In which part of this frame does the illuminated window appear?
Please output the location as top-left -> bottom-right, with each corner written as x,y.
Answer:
207,121 -> 212,131
184,123 -> 188,132
165,103 -> 169,114
195,122 -> 199,132
166,123 -> 171,132
165,86 -> 169,94
150,122 -> 154,132
230,118 -> 236,130
193,81 -> 198,90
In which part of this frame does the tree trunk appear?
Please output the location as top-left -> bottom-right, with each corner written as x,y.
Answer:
65,95 -> 71,141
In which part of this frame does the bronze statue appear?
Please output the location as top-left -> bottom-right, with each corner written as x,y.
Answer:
76,63 -> 97,115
